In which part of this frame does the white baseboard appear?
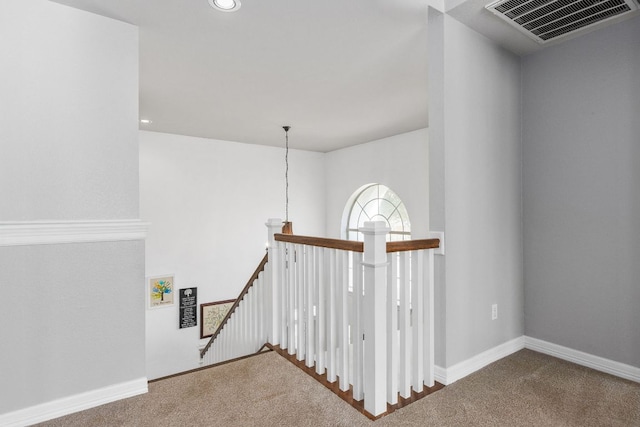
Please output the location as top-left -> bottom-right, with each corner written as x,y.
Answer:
0,377 -> 148,427
434,336 -> 639,386
434,365 -> 448,385
435,336 -> 525,385
524,336 -> 640,383
0,220 -> 149,246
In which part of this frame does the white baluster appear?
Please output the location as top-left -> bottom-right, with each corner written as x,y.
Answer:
242,295 -> 248,352
424,249 -> 435,387
387,252 -> 399,404
233,307 -> 239,358
288,243 -> 297,355
251,278 -> 257,348
260,275 -> 265,346
263,260 -> 271,344
338,250 -> 350,392
214,335 -> 219,364
316,247 -> 326,375
305,246 -> 315,368
399,251 -> 411,398
249,286 -> 256,350
326,248 -> 337,383
352,251 -> 364,401
280,242 -> 288,350
227,323 -> 232,360
296,245 -> 306,361
261,271 -> 267,344
412,250 -> 424,392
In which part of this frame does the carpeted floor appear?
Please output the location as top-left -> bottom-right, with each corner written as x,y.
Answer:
36,349 -> 639,426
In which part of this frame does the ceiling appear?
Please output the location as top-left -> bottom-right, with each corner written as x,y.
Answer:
50,0 -> 638,152
50,0 -> 430,152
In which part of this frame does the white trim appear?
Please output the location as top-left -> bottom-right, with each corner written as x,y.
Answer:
0,220 -> 149,246
524,336 -> 640,383
427,231 -> 445,255
0,377 -> 148,427
434,336 -> 639,386
434,365 -> 448,385
436,336 -> 525,385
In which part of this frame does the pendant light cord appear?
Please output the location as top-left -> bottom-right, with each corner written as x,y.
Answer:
283,126 -> 290,223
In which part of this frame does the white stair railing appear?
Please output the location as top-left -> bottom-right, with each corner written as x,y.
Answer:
199,218 -> 440,417
268,218 -> 439,417
199,254 -> 269,366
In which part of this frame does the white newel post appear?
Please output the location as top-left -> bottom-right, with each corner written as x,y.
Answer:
266,218 -> 282,345
361,221 -> 389,416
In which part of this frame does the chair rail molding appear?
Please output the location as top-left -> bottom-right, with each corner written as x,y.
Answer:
0,219 -> 150,246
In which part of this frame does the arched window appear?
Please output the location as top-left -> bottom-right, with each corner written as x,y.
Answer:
343,184 -> 411,242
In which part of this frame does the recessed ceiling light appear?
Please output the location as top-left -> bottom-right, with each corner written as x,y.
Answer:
208,0 -> 241,12
140,119 -> 152,124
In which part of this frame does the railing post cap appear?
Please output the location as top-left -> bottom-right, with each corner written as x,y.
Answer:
359,221 -> 390,235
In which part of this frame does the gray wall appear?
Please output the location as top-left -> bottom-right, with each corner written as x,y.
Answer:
0,242 -> 145,413
0,0 -> 144,415
522,15 -> 640,367
429,10 -> 524,368
427,9 -> 447,367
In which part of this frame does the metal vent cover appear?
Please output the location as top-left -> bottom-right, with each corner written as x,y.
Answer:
486,0 -> 639,43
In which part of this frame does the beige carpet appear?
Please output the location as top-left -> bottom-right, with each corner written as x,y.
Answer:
36,349 -> 639,426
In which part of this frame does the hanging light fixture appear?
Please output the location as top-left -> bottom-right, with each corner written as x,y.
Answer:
282,126 -> 293,234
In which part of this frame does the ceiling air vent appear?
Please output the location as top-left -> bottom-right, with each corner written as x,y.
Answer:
485,0 -> 639,43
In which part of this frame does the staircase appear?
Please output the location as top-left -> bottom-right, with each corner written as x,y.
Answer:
200,218 -> 442,418
199,254 -> 269,365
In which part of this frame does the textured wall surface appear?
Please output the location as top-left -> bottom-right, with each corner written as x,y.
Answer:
429,13 -> 524,368
0,0 -> 145,417
522,15 -> 640,367
0,0 -> 139,221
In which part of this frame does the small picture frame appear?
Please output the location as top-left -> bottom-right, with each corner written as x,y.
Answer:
147,274 -> 175,309
200,299 -> 235,339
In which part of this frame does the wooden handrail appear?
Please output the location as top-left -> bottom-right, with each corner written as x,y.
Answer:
200,253 -> 269,359
386,238 -> 440,253
275,233 -> 365,252
274,233 -> 440,254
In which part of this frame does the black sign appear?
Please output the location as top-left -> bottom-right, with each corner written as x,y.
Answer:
179,287 -> 197,329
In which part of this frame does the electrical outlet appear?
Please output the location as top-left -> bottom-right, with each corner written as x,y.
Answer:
492,304 -> 498,320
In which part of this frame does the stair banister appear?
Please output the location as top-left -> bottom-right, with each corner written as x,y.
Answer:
200,218 -> 441,419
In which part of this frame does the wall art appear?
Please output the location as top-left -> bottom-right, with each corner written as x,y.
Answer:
200,299 -> 235,338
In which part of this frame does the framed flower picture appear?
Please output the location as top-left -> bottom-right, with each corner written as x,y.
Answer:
147,274 -> 175,309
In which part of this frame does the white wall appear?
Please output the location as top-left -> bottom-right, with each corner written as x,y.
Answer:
324,128 -> 430,239
429,11 -> 523,368
0,0 -> 144,419
0,1 -> 139,221
522,15 -> 640,368
140,130 -> 325,379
